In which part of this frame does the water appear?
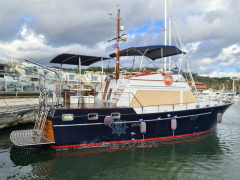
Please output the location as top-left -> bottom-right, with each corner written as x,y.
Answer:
0,103 -> 240,180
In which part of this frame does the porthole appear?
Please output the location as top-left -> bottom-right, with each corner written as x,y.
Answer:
88,113 -> 99,120
111,112 -> 121,119
62,114 -> 74,121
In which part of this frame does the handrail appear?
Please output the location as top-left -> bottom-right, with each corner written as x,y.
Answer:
48,90 -> 144,108
47,90 -> 232,109
25,59 -> 61,106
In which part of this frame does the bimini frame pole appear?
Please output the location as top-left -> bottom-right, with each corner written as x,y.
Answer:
101,57 -> 103,91
78,57 -> 81,106
139,49 -> 149,70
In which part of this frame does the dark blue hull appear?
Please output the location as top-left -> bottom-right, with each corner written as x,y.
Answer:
48,103 -> 232,149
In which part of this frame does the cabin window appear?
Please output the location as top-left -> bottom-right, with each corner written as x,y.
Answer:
62,114 -> 74,121
93,77 -> 98,81
111,112 -> 121,119
69,74 -> 75,80
88,113 -> 98,120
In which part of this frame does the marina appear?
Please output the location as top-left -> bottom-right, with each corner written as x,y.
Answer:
0,0 -> 240,179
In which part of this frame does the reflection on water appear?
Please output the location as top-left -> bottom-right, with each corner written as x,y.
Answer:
10,146 -> 53,166
0,103 -> 240,179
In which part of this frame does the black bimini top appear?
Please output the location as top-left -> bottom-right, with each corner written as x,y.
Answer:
109,45 -> 185,60
50,54 -> 110,66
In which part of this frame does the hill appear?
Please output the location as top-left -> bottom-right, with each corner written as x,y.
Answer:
184,73 -> 239,92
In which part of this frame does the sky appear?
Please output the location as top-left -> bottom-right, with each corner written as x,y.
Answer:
0,0 -> 239,77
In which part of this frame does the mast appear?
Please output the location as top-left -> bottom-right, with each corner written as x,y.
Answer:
233,76 -> 235,93
116,8 -> 120,81
164,0 -> 167,71
169,16 -> 171,71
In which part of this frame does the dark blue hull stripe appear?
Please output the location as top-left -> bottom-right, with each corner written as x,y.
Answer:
53,112 -> 211,127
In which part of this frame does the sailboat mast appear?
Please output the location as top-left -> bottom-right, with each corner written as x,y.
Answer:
233,76 -> 235,93
164,0 -> 167,71
116,9 -> 120,81
169,16 -> 171,71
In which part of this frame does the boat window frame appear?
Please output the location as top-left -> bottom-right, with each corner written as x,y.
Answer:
111,112 -> 121,119
62,114 -> 74,121
88,113 -> 99,120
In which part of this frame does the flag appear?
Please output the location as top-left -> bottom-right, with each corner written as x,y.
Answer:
112,43 -> 119,55
112,43 -> 119,48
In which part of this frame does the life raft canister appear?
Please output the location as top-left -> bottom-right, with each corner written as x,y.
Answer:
163,74 -> 173,85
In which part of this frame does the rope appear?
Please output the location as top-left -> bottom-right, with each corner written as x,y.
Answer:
13,91 -> 18,108
25,98 -> 37,105
0,96 -> 9,108
10,111 -> 19,117
168,2 -> 184,53
223,114 -> 235,123
7,112 -> 35,127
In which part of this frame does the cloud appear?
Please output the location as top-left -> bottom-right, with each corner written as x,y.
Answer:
0,24 -> 110,65
0,0 -> 239,77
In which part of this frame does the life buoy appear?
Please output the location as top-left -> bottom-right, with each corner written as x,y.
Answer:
163,74 -> 173,85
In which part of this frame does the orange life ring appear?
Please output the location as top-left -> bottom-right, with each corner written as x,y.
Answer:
163,74 -> 173,85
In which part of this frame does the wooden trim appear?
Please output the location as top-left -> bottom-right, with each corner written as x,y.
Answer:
42,120 -> 55,142
102,80 -> 110,100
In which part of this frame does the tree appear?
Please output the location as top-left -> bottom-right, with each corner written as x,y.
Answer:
104,67 -> 115,73
224,80 -> 229,91
87,66 -> 102,72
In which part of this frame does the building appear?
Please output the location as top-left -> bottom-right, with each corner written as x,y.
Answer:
188,81 -> 208,91
0,62 -> 20,78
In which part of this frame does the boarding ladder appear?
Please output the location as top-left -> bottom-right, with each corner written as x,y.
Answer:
10,89 -> 55,146
33,90 -> 51,142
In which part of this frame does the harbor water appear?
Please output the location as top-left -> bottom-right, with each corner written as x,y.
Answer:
0,103 -> 240,180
